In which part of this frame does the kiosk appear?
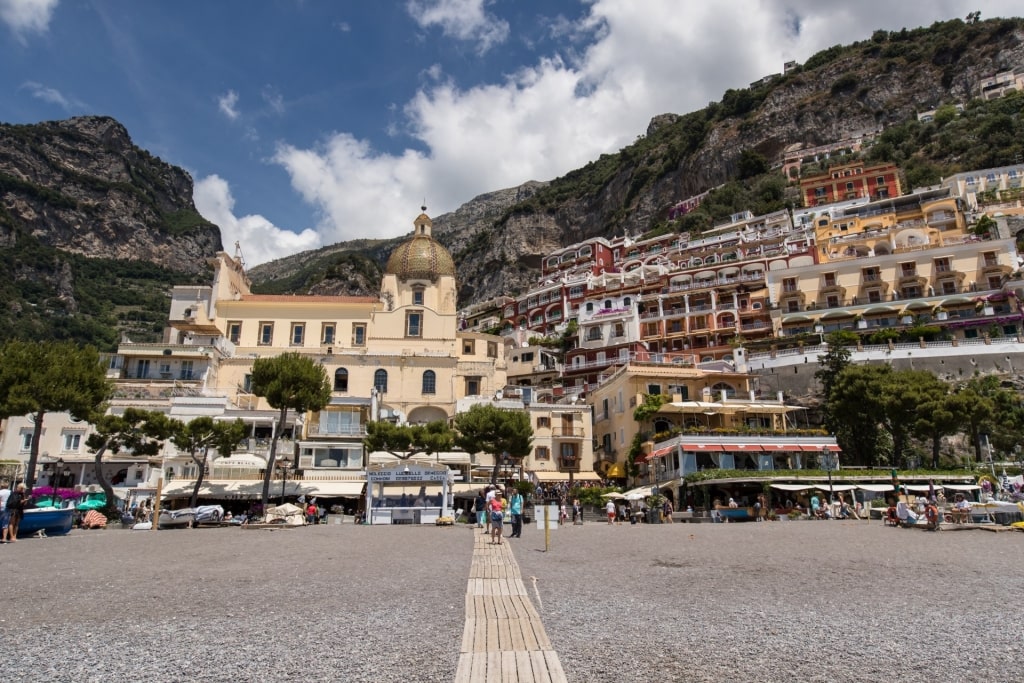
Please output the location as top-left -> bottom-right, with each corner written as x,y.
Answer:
365,461 -> 453,525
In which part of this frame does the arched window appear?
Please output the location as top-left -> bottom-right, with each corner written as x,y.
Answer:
711,382 -> 735,399
334,368 -> 349,392
374,369 -> 388,394
422,370 -> 436,394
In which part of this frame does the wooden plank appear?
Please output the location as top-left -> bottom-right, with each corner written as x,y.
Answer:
529,651 -> 553,683
486,651 -> 501,683
460,617 -> 474,653
454,655 -> 473,683
473,617 -> 487,653
500,651 -> 519,683
515,651 -> 535,683
470,653 -> 487,682
543,651 -> 568,683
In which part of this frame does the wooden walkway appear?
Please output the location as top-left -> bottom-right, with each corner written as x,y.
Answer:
454,534 -> 567,683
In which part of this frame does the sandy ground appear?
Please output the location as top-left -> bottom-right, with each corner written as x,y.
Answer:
1,519 -> 1021,682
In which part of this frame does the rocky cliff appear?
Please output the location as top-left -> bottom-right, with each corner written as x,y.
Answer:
0,116 -> 221,348
249,17 -> 1024,305
0,116 -> 221,271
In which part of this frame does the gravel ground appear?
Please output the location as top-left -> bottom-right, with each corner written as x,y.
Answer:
2,520 -> 1021,683
512,519 -> 1024,683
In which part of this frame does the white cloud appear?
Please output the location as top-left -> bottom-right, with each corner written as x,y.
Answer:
0,0 -> 58,43
261,86 -> 285,115
193,174 -> 321,266
406,0 -> 509,54
271,0 -> 1022,249
217,89 -> 240,120
19,80 -> 79,110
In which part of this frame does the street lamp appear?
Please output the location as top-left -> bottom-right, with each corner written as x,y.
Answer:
54,457 -> 65,507
821,446 -> 836,503
278,461 -> 292,501
500,451 -> 510,487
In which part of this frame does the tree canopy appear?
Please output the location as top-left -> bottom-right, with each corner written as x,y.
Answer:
0,340 -> 112,489
250,352 -> 332,509
452,404 -> 533,483
170,417 -> 247,508
363,420 -> 456,460
86,408 -> 175,514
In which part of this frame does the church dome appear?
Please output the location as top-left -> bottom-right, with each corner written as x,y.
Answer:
384,212 -> 456,281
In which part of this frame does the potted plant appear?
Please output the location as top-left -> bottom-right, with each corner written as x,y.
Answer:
933,306 -> 948,321
786,509 -> 803,520
646,494 -> 665,524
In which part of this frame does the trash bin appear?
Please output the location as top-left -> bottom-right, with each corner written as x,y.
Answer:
647,510 -> 662,524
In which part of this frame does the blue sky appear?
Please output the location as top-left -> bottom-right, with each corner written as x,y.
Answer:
1,0 -> 1020,265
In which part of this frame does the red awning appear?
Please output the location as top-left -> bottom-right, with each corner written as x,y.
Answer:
728,444 -> 763,452
761,443 -> 800,451
799,444 -> 842,452
682,444 -> 724,451
649,446 -> 674,458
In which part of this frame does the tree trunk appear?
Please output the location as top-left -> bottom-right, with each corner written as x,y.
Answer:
91,440 -> 116,515
189,447 -> 209,509
931,435 -> 941,470
260,406 -> 289,511
25,409 -> 45,490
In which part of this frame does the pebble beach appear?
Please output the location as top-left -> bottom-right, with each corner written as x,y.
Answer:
2,519 -> 1021,682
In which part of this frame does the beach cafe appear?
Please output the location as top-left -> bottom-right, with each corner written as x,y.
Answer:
365,460 -> 453,525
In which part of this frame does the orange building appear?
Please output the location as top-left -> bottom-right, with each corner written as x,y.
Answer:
800,161 -> 902,207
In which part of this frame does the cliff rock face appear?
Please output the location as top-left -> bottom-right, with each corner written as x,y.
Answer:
0,116 -> 221,273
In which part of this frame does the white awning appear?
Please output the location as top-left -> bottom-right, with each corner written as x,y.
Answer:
813,483 -> 858,492
531,471 -> 602,482
904,484 -> 936,493
306,481 -> 365,497
857,484 -> 897,492
942,484 -> 981,491
212,453 -> 266,468
769,483 -> 814,492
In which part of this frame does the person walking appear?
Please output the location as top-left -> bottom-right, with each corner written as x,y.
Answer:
605,498 -> 617,525
473,489 -> 486,528
6,483 -> 28,542
508,488 -> 523,538
489,490 -> 505,545
484,486 -> 497,535
0,479 -> 10,543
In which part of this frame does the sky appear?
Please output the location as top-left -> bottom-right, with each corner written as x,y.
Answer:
1,1 -> 1021,266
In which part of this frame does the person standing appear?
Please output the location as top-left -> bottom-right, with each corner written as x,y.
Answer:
484,485 -> 497,535
0,479 -> 10,543
508,488 -> 523,538
6,483 -> 27,542
489,490 -> 504,545
473,490 -> 486,528
605,498 -> 617,525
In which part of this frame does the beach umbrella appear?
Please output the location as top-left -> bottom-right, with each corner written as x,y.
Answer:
601,492 -> 625,499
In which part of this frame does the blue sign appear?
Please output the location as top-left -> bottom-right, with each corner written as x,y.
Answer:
652,486 -> 659,496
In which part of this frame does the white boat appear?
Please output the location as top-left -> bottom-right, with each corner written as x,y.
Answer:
194,505 -> 224,526
158,507 -> 196,529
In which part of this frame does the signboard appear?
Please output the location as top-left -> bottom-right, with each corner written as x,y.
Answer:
535,504 -> 560,530
367,466 -> 451,483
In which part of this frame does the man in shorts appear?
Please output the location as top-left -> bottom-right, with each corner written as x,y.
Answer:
605,498 -> 617,525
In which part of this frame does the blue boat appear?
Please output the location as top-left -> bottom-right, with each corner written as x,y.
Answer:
18,507 -> 75,538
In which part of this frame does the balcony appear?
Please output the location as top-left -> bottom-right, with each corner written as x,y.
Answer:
551,426 -> 586,438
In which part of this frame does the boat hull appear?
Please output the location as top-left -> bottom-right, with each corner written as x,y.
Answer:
18,508 -> 75,538
158,509 -> 196,529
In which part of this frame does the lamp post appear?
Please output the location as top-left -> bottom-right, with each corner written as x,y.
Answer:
279,461 -> 292,501
54,457 -> 65,507
500,451 -> 510,488
821,446 -> 836,503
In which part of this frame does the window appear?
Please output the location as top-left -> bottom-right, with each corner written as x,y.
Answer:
535,446 -> 550,460
20,432 -> 32,451
412,287 -> 424,305
322,324 -> 336,344
876,176 -> 885,185
422,370 -> 436,394
243,374 -> 253,393
406,311 -> 422,337
487,342 -> 497,358
180,360 -> 194,380
352,324 -> 366,346
135,359 -> 150,379
62,433 -> 82,452
537,416 -> 550,428
823,272 -> 836,287
334,368 -> 349,392
465,376 -> 481,396
291,323 -> 305,346
374,369 -> 388,394
463,339 -> 475,354
227,322 -> 241,344
259,322 -> 273,345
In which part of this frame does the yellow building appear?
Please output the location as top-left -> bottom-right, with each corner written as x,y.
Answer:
113,212 -> 507,491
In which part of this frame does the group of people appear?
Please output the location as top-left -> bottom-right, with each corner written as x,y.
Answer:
0,481 -> 28,543
472,484 -> 524,544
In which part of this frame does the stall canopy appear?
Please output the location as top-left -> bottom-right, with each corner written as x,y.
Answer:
769,483 -> 815,492
532,471 -> 602,482
943,484 -> 981,491
814,483 -> 858,492
857,484 -> 897,493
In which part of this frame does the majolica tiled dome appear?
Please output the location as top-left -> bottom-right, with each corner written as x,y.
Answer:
385,211 -> 456,281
